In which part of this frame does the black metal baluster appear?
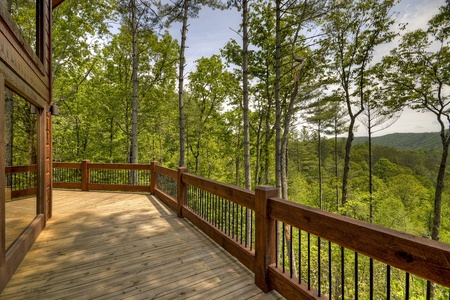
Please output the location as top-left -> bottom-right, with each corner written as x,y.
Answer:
328,241 -> 332,299
282,223 -> 286,273
240,205 -> 243,244
341,246 -> 345,300
355,252 -> 358,300
290,225 -> 293,278
387,265 -> 391,300
405,272 -> 410,300
318,236 -> 321,296
228,199 -> 231,236
370,258 -> 374,300
245,208 -> 248,248
299,229 -> 301,284
308,232 -> 311,291
275,220 -> 279,268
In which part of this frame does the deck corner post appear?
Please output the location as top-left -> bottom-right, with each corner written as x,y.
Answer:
81,160 -> 90,191
150,161 -> 159,194
254,185 -> 278,293
177,166 -> 188,218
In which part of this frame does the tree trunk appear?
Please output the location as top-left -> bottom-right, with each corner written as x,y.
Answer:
178,0 -> 189,167
241,0 -> 253,247
235,124 -> 241,186
5,91 -> 13,168
130,0 -> 139,185
341,118 -> 355,205
432,131 -> 449,242
318,123 -> 323,210
131,0 -> 138,159
274,0 -> 282,192
242,0 -> 250,190
334,118 -> 339,210
368,105 -> 374,223
428,130 -> 449,300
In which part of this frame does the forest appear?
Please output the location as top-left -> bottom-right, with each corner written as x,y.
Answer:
8,0 -> 450,247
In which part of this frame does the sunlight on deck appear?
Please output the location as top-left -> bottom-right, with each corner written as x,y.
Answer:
1,191 -> 283,299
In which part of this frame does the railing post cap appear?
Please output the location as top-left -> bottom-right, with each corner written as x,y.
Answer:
255,185 -> 277,192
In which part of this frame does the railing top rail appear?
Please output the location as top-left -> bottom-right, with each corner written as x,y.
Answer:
182,173 -> 255,210
88,163 -> 152,170
269,196 -> 450,288
5,165 -> 37,173
52,162 -> 82,169
153,164 -> 177,179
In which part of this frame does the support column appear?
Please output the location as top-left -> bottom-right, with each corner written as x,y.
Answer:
81,160 -> 90,191
177,166 -> 188,218
254,185 -> 278,292
150,161 -> 159,194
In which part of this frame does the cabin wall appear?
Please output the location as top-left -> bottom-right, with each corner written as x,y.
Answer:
0,0 -> 53,292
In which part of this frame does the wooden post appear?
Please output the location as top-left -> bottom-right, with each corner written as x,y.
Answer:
254,185 -> 278,292
150,161 -> 159,194
177,166 -> 188,218
81,160 -> 90,191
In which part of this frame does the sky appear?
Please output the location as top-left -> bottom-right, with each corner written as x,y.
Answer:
164,0 -> 446,137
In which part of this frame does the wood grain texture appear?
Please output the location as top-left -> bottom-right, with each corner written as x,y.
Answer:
1,191 -> 283,299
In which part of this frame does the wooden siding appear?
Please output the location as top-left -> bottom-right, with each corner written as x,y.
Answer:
1,191 -> 284,299
0,4 -> 49,103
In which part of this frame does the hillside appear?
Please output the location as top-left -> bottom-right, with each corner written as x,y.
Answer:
353,132 -> 441,150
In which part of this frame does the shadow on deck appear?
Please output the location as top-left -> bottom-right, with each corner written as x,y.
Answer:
1,190 -> 283,299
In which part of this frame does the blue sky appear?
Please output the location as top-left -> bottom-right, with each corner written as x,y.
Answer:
165,0 -> 446,136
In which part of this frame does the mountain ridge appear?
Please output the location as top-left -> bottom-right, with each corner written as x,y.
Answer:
352,132 -> 441,150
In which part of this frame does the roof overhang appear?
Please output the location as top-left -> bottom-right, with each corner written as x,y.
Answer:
52,0 -> 65,9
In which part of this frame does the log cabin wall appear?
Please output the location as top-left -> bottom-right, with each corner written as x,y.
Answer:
0,0 -> 54,292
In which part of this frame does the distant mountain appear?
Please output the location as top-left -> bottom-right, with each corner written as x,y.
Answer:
353,132 -> 441,150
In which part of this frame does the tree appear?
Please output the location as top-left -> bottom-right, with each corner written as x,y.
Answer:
380,3 -> 450,246
323,0 -> 398,205
358,82 -> 400,222
185,55 -> 236,174
158,0 -> 227,167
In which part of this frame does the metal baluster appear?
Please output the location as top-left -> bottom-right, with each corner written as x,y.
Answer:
318,236 -> 321,296
290,225 -> 293,278
299,229 -> 302,284
282,223 -> 286,273
240,205 -> 243,245
245,207 -> 248,248
308,232 -> 311,291
370,258 -> 374,300
355,252 -> 358,300
405,272 -> 410,300
250,210 -> 253,251
387,265 -> 391,300
341,246 -> 345,300
328,241 -> 332,299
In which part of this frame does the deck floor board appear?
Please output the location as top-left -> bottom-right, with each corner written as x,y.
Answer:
1,190 -> 283,300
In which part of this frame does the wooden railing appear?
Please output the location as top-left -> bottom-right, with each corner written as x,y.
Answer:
51,161 -> 450,299
5,165 -> 37,199
53,160 -> 152,192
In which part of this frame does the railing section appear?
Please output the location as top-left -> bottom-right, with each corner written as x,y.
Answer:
5,165 -> 37,199
53,160 -> 151,193
50,161 -> 450,300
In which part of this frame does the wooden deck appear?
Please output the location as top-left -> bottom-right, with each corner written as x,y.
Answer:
1,191 -> 283,300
